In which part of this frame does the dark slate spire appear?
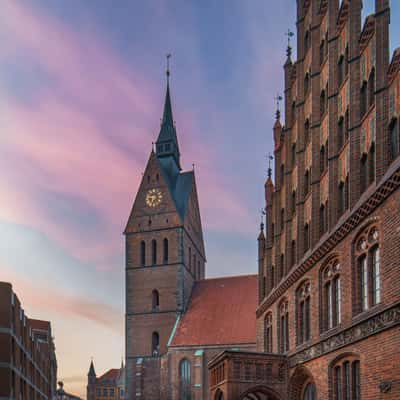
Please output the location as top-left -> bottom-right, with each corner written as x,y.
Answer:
155,55 -> 181,170
88,359 -> 96,377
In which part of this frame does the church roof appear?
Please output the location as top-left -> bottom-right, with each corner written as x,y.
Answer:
170,275 -> 257,347
97,368 -> 120,383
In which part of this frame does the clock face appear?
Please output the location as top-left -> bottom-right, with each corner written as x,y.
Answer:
146,188 -> 163,207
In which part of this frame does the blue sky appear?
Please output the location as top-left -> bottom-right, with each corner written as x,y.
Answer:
0,0 -> 399,396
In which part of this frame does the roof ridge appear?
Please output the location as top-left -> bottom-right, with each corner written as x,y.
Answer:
200,274 -> 257,282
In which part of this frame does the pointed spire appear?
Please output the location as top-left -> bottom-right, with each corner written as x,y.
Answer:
156,54 -> 181,170
88,359 -> 96,377
285,29 -> 294,65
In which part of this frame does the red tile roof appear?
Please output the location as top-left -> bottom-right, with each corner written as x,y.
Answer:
170,275 -> 257,347
98,368 -> 120,383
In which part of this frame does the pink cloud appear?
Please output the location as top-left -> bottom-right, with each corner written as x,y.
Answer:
0,1 -> 254,267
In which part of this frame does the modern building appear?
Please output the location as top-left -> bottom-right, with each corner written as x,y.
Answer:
124,68 -> 259,398
209,0 -> 400,399
86,361 -> 125,400
0,281 -> 57,400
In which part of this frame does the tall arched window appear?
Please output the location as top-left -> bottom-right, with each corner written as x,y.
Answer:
281,208 -> 285,231
360,81 -> 367,118
360,153 -> 368,193
304,223 -> 310,252
368,142 -> 375,184
338,116 -> 344,149
305,119 -> 310,143
355,225 -> 381,312
151,240 -> 157,265
368,68 -> 375,108
292,102 -> 296,126
331,356 -> 360,400
163,238 -> 169,263
322,259 -> 341,331
390,118 -> 399,160
292,143 -> 296,167
152,332 -> 159,356
278,300 -> 289,353
345,108 -> 350,142
140,241 -> 146,267
152,290 -> 160,311
179,359 -> 191,400
320,145 -> 326,174
304,170 -> 310,197
303,383 -> 316,400
292,190 -> 297,215
264,313 -> 273,352
291,240 -> 296,267
320,90 -> 326,117
338,55 -> 344,87
320,204 -> 326,236
280,254 -> 285,280
270,265 -> 275,289
297,281 -> 311,344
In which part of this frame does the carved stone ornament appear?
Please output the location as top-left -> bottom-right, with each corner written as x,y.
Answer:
379,381 -> 392,393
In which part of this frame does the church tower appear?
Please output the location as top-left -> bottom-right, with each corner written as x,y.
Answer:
125,66 -> 206,399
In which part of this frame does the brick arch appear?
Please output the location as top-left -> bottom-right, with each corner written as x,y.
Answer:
214,388 -> 224,400
239,385 -> 282,400
288,365 -> 316,400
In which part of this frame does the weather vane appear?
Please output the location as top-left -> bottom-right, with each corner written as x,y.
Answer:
166,53 -> 171,81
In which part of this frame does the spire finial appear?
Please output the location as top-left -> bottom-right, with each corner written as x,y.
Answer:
285,29 -> 294,59
274,93 -> 283,120
166,53 -> 171,83
260,208 -> 266,231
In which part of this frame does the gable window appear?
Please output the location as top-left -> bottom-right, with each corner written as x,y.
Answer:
152,239 -> 157,265
140,241 -> 146,267
152,290 -> 159,312
152,332 -> 160,356
179,359 -> 191,400
297,281 -> 311,344
355,225 -> 381,312
278,300 -> 289,353
322,260 -> 341,331
264,313 -> 273,352
390,118 -> 399,160
163,238 -> 169,263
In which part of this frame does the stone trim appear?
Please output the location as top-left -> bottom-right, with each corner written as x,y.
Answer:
289,302 -> 400,367
257,164 -> 400,317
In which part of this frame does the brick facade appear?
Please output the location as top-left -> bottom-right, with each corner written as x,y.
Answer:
0,282 -> 57,400
209,0 -> 400,399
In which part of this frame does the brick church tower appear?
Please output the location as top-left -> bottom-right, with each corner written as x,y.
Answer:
124,70 -> 206,399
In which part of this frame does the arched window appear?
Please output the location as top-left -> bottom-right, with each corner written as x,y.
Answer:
321,259 -> 341,331
292,143 -> 296,167
319,204 -> 326,236
264,313 -> 273,352
304,170 -> 310,197
304,73 -> 310,96
305,119 -> 310,143
338,181 -> 345,216
270,265 -> 275,289
368,142 -> 375,184
292,190 -> 296,215
152,290 -> 160,311
152,332 -> 159,356
281,208 -> 285,231
163,238 -> 169,263
338,55 -> 344,87
320,145 -> 326,174
338,116 -> 344,149
345,108 -> 350,142
292,102 -> 296,126
304,223 -> 310,252
179,359 -> 191,400
355,225 -> 381,312
303,383 -> 316,400
368,68 -> 375,108
291,240 -> 296,267
320,90 -> 326,117
331,357 -> 360,400
360,153 -> 368,193
360,81 -> 367,118
278,300 -> 289,353
140,241 -> 146,267
151,239 -> 157,265
297,281 -> 311,344
344,176 -> 349,210
390,118 -> 399,160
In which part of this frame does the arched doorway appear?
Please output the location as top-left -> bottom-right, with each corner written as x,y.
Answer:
288,366 -> 317,400
214,389 -> 224,400
239,386 -> 281,400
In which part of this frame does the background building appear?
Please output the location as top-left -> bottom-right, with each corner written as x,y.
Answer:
0,281 -> 57,400
86,361 -> 125,400
209,0 -> 400,399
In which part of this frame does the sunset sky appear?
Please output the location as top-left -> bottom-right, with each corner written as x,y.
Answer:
1,1 -> 399,397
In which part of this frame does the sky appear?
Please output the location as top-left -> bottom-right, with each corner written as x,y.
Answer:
1,0 -> 399,397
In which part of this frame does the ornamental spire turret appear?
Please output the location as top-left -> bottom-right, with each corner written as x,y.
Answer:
155,54 -> 181,170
